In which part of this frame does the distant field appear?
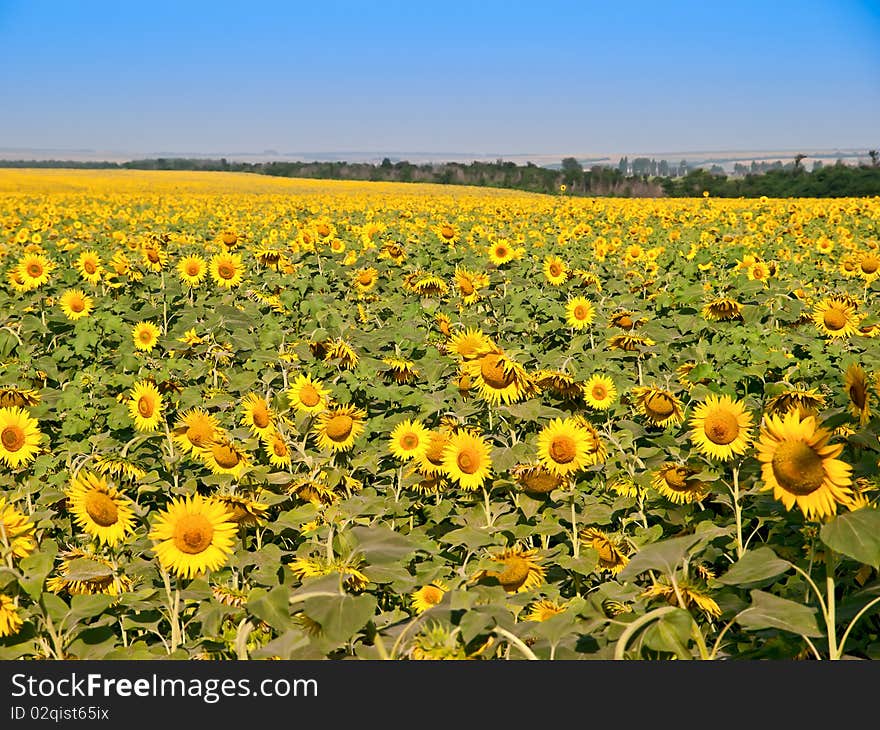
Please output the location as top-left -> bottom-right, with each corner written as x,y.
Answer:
0,169 -> 878,660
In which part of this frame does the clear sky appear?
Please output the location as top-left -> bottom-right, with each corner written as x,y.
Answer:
1,0 -> 879,157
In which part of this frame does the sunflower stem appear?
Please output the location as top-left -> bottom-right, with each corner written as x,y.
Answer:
161,569 -> 182,655
613,606 -> 679,660
825,547 -> 839,659
482,486 -> 494,527
570,495 -> 579,558
730,466 -> 744,559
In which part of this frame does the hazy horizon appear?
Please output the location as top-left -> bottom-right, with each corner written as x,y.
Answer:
2,1 -> 879,156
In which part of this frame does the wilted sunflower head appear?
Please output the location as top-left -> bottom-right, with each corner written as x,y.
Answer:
651,463 -> 710,504
511,463 -> 566,495
630,385 -> 685,428
765,385 -> 827,419
702,297 -> 743,322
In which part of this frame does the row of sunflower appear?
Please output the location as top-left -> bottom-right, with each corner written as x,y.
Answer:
0,168 -> 878,659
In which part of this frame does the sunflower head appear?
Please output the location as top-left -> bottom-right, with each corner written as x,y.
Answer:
630,385 -> 685,427
478,545 -> 546,593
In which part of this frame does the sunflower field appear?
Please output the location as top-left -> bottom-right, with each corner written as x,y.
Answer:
0,168 -> 879,660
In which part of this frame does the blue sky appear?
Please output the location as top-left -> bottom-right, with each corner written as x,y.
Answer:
1,0 -> 878,156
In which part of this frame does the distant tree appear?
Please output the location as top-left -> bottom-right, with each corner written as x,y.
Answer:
658,159 -> 669,176
794,153 -> 807,171
617,156 -> 628,175
870,150 -> 879,167
380,157 -> 392,169
812,160 -> 824,172
561,157 -> 584,189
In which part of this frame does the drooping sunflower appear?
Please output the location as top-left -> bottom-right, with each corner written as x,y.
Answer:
536,417 -> 593,477
93,455 -> 147,482
132,321 -> 161,352
702,297 -> 743,322
141,241 -> 168,271
454,267 -> 488,304
0,594 -> 23,638
127,380 -> 163,432
407,272 -> 449,297
209,251 -> 245,288
689,394 -> 754,460
47,547 -> 134,597
479,546 -> 546,593
172,408 -> 223,455
199,436 -> 250,478
441,430 -> 493,491
543,254 -> 568,286
240,392 -> 274,436
511,462 -> 566,495
844,363 -> 871,426
261,428 -> 293,468
765,385 -> 827,419
313,405 -> 366,452
416,430 -> 451,477
66,471 -> 136,547
59,289 -> 94,321
532,369 -> 583,399
177,255 -> 208,287
580,527 -> 629,574
388,419 -> 431,462
642,579 -> 721,619
410,581 -> 448,614
149,494 -> 238,579
576,419 -> 608,465
287,373 -> 331,415
630,385 -> 685,428
525,599 -> 569,622
0,387 -> 41,408
462,349 -> 534,406
652,463 -> 710,504
216,492 -> 270,527
446,327 -> 495,360
76,250 -> 103,284
813,297 -> 861,338
321,337 -> 359,370
565,296 -> 596,330
756,411 -> 853,520
0,406 -> 43,468
583,374 -> 617,410
381,357 -> 419,384
608,310 -> 644,330
16,253 -> 53,290
0,496 -> 36,558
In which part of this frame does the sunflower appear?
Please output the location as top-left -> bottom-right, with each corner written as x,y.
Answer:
141,241 -> 168,271
93,455 -> 147,482
702,297 -> 743,322
447,328 -> 495,360
321,337 -> 359,370
608,310 -> 644,330
454,267 -> 488,304
479,546 -> 546,593
0,387 -> 41,408
856,251 -> 880,282
199,436 -> 250,478
240,393 -> 274,436
0,594 -> 23,638
576,419 -> 608,465
565,296 -> 595,330
415,430 -> 452,477
66,471 -> 136,546
127,380 -> 163,432
642,580 -> 721,618
630,385 -> 685,427
259,428 -> 293,469
511,462 -> 566,495
16,253 -> 53,290
844,363 -> 871,426
287,373 -> 331,415
525,599 -> 568,622
352,266 -> 379,295
583,374 -> 617,410
59,289 -> 94,321
382,356 -> 419,384
209,251 -> 245,288
689,394 -> 754,460
748,261 -> 771,281
76,250 -> 103,284
580,527 -> 629,574
463,349 -> 534,406
765,385 -> 827,419
132,321 -> 161,352
172,408 -> 223,455
441,430 -> 493,491
652,463 -> 710,504
47,548 -> 134,597
0,497 -> 36,558
487,239 -> 517,266
536,417 -> 594,477
436,222 -> 459,245
542,254 -> 568,286
408,273 -> 448,297
0,406 -> 43,468
388,419 -> 431,461
178,255 -> 208,287
607,333 -> 656,351
216,493 -> 270,527
288,554 -> 369,592
756,411 -> 853,520
411,581 -> 448,613
149,494 -> 237,579
313,404 -> 366,452
813,297 -> 861,338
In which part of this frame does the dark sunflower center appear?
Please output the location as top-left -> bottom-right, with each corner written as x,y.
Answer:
298,384 -> 320,407
357,271 -> 374,285
186,422 -> 212,447
139,330 -> 153,343
401,433 -> 419,450
186,262 -> 201,276
704,410 -> 740,445
574,305 -> 590,321
213,444 -> 241,469
137,396 -> 154,418
84,490 -> 119,527
1,425 -> 25,452
823,307 -> 848,331
663,468 -> 691,491
591,384 -> 608,400
549,263 -> 562,277
421,585 -> 444,604
325,414 -> 354,441
273,440 -> 289,457
26,263 -> 43,277
549,435 -> 576,464
480,354 -> 514,390
84,261 -> 97,274
251,404 -> 270,429
459,278 -> 475,295
861,255 -> 879,274
645,392 -> 675,419
218,262 -> 236,280
616,315 -> 634,329
521,469 -> 560,494
146,250 -> 160,263
495,246 -> 509,258
771,440 -> 825,496
456,447 -> 479,474
173,514 -> 214,555
496,557 -> 530,590
317,223 -> 331,237
440,225 -> 455,239
70,297 -> 85,313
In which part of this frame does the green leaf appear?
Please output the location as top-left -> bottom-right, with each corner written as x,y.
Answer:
64,558 -> 114,583
348,525 -> 423,565
820,509 -> 880,569
618,528 -> 724,580
247,585 -> 294,632
642,607 -> 694,658
19,541 -> 58,600
736,590 -> 823,637
301,594 -> 377,645
717,547 -> 791,586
